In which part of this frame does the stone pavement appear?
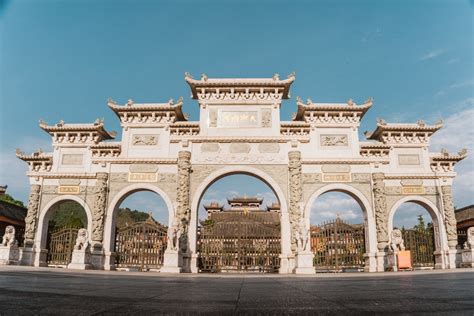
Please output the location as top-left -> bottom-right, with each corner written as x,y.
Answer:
0,266 -> 473,315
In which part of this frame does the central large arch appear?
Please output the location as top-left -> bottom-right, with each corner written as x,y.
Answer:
189,165 -> 291,273
303,183 -> 377,272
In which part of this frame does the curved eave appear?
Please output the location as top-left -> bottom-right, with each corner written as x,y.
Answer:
294,99 -> 373,121
185,75 -> 295,100
16,153 -> 53,162
367,122 -> 443,141
431,155 -> 467,162
39,123 -> 115,140
107,101 -> 187,121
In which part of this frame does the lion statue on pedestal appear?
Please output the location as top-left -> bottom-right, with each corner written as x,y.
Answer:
1,225 -> 17,247
74,228 -> 90,251
390,229 -> 405,252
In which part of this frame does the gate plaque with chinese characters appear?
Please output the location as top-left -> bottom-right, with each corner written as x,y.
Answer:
58,185 -> 80,194
322,173 -> 351,182
128,172 -> 158,182
401,186 -> 425,195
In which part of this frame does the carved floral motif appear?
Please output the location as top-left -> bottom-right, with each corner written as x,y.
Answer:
176,151 -> 192,251
92,173 -> 108,247
441,185 -> 458,248
289,151 -> 302,252
372,173 -> 389,250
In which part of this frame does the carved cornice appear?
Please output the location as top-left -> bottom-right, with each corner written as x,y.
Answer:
430,148 -> 467,172
169,136 -> 310,143
384,175 -> 440,180
26,173 -> 98,179
293,97 -> 373,124
16,149 -> 53,172
185,73 -> 295,101
90,142 -> 121,158
360,142 -> 391,158
365,119 -> 443,144
39,119 -> 115,144
91,158 -> 177,164
107,97 -> 188,123
303,158 -> 389,165
169,122 -> 200,136
280,122 -> 311,136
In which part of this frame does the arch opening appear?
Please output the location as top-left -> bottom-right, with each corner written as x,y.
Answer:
309,191 -> 367,272
110,189 -> 170,272
195,173 -> 282,273
42,200 -> 88,267
390,201 -> 439,269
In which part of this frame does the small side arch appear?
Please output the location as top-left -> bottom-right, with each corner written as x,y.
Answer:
35,195 -> 93,251
387,195 -> 447,252
103,183 -> 176,255
303,183 -> 377,255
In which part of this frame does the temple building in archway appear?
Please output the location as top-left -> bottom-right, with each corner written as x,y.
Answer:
7,73 -> 468,273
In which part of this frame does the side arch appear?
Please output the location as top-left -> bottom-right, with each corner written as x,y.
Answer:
303,183 -> 377,256
189,165 -> 291,257
103,183 -> 176,255
35,195 -> 93,251
387,195 -> 447,252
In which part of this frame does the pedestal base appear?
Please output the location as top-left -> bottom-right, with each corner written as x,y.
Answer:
190,253 -> 199,273
376,251 -> 387,272
364,252 -> 377,272
34,249 -> 48,267
461,249 -> 474,268
19,247 -> 35,266
295,252 -> 315,274
446,249 -> 458,269
0,245 -> 20,265
386,252 -> 398,272
160,249 -> 182,273
68,249 -> 93,270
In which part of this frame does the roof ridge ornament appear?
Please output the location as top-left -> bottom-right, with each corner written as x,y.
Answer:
287,71 -> 296,79
272,73 -> 280,81
184,72 -> 193,80
127,99 -> 134,106
201,73 -> 208,81
347,99 -> 355,106
107,98 -> 117,105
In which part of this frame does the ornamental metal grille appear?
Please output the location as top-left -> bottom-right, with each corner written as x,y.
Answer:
197,212 -> 281,273
401,227 -> 435,268
46,226 -> 79,266
311,218 -> 365,272
114,218 -> 167,271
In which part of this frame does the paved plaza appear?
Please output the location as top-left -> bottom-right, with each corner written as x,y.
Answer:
0,267 -> 473,315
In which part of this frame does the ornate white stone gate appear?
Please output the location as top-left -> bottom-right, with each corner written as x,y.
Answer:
12,73 -> 467,273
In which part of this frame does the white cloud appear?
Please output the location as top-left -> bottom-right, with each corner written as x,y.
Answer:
310,193 -> 364,225
447,58 -> 460,64
420,49 -> 447,61
430,106 -> 474,207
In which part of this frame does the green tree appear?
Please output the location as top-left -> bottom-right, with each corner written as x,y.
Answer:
414,215 -> 426,231
0,194 -> 25,207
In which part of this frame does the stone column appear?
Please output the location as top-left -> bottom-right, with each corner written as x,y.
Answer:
162,151 -> 191,273
441,186 -> 458,249
90,173 -> 108,269
288,151 -> 302,252
23,184 -> 41,248
372,173 -> 388,272
20,184 -> 41,266
441,185 -> 458,269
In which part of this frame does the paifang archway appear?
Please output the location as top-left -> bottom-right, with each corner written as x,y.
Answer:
15,74 -> 467,273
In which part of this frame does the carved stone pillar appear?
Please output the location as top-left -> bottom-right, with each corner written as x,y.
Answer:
288,151 -> 302,253
441,185 -> 458,249
372,173 -> 389,251
177,151 -> 192,251
92,173 -> 108,249
24,184 -> 41,248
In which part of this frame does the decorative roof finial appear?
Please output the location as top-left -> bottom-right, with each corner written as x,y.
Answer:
93,118 -> 103,126
15,148 -> 23,156
458,148 -> 468,156
127,99 -> 134,106
287,71 -> 296,79
435,119 -> 444,126
272,73 -> 280,81
177,96 -> 183,104
168,98 -> 174,105
107,97 -> 116,105
441,148 -> 449,156
296,96 -> 302,103
366,97 -> 373,103
417,120 -> 426,127
306,98 -> 313,105
39,119 -> 47,126
184,72 -> 193,79
377,118 -> 387,126
201,73 -> 208,81
347,99 -> 354,106
56,120 -> 65,127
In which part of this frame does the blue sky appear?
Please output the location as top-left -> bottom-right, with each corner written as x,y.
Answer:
1,0 -> 472,226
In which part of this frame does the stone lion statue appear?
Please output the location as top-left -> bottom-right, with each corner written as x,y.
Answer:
463,227 -> 474,250
390,229 -> 405,252
2,225 -> 17,247
74,228 -> 90,251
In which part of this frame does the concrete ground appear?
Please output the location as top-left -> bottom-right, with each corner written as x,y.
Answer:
0,266 -> 473,315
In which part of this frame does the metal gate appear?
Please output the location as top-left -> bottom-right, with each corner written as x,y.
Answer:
311,218 -> 366,272
47,226 -> 79,266
401,227 -> 435,268
198,212 -> 281,273
114,217 -> 167,271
